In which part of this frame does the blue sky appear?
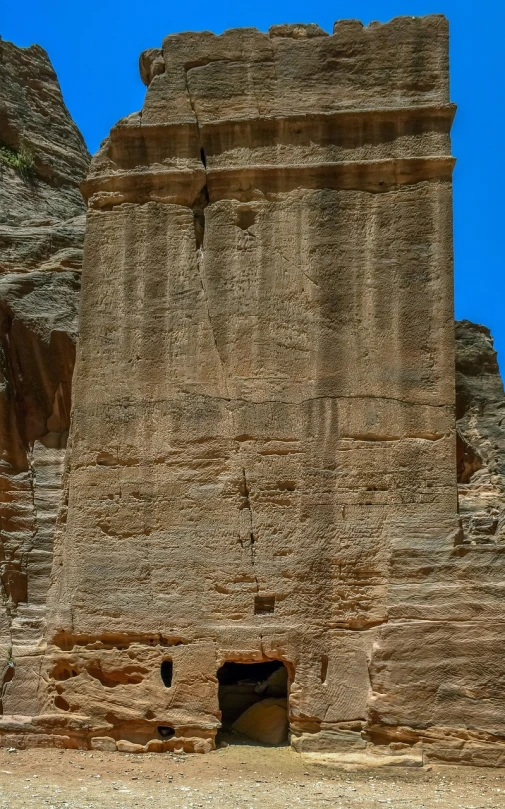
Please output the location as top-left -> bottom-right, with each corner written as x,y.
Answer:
3,0 -> 504,371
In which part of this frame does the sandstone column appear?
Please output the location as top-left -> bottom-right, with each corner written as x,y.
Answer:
38,17 -> 468,758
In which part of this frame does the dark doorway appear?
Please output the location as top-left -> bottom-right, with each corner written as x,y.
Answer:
217,660 -> 288,745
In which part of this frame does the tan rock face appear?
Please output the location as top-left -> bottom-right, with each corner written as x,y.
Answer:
0,40 -> 89,718
2,17 -> 505,766
0,40 -> 89,231
38,14 -> 458,758
455,321 -> 505,543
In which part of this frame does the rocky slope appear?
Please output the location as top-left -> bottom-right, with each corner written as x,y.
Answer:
0,39 -> 89,688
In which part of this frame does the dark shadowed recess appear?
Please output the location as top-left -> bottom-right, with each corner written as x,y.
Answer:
217,660 -> 287,734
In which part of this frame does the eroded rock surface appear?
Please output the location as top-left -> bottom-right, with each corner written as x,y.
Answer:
0,40 -> 89,230
456,320 -> 505,543
1,19 -> 505,769
36,16 -> 467,761
0,40 -> 89,707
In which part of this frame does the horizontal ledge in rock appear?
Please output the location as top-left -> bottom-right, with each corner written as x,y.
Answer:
82,166 -> 206,207
84,156 -> 455,209
111,104 -> 456,139
206,156 -> 455,199
104,105 -> 456,168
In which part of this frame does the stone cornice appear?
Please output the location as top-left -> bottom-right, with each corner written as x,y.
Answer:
83,156 -> 455,209
83,104 -> 456,207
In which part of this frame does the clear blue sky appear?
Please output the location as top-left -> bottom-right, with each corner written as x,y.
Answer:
3,0 -> 504,370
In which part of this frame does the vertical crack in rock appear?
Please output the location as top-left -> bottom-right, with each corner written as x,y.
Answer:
195,232 -> 230,398
28,443 -> 40,563
184,66 -> 198,128
241,468 -> 259,594
185,66 -> 230,398
192,185 -> 209,251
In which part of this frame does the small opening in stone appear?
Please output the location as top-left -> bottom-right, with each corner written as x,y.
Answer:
320,654 -> 329,683
236,208 -> 256,230
160,660 -> 173,687
254,595 -> 275,615
200,147 -> 207,168
217,660 -> 288,745
54,695 -> 70,711
52,664 -> 72,681
158,725 -> 175,738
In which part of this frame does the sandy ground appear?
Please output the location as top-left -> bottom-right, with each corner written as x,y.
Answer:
0,742 -> 504,808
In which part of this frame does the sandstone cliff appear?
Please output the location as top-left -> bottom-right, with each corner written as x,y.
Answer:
1,25 -> 505,766
0,39 -> 89,695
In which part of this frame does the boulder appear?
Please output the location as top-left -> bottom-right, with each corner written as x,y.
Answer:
232,699 -> 288,745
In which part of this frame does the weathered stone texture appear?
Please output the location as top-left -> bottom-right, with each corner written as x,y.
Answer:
0,40 -> 89,714
2,17 -> 505,767
456,320 -> 505,543
0,40 -> 89,228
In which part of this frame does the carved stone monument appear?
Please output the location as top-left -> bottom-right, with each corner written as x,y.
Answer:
3,17 -> 505,766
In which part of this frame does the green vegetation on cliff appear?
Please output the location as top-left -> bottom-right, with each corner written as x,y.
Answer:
0,142 -> 35,178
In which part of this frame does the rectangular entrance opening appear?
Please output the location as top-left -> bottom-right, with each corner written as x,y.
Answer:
217,660 -> 288,746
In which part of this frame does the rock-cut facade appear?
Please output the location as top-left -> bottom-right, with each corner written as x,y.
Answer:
3,16 -> 505,766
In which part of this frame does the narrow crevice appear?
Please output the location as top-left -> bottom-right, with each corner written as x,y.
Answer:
185,64 -> 210,251
340,432 -> 445,443
184,66 -> 199,126
184,65 -> 207,177
28,442 -> 40,561
177,389 -> 451,410
194,198 -> 230,398
192,185 -> 209,250
185,72 -> 230,398
241,468 -> 259,594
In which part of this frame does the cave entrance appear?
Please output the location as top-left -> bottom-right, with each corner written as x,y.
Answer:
217,660 -> 289,746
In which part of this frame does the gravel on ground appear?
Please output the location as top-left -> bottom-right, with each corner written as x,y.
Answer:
0,742 -> 504,808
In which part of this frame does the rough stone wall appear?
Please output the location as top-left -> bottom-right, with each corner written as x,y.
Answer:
0,41 -> 89,716
456,321 -> 505,543
1,18 -> 505,767
33,15 -> 461,759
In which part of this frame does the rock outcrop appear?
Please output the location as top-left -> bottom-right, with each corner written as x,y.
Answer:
35,16 -> 468,760
0,21 -> 505,768
0,39 -> 89,705
456,320 -> 505,543
0,40 -> 89,232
